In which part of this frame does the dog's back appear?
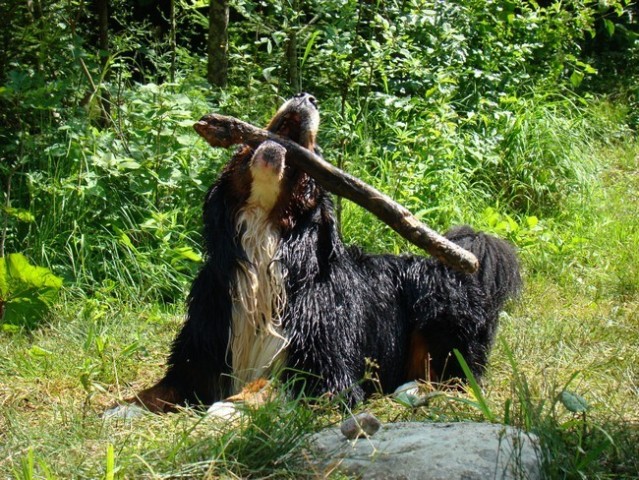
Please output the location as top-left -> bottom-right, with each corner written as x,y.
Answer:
377,225 -> 521,387
281,220 -> 522,400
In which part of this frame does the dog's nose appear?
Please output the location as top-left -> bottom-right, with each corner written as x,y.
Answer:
294,92 -> 318,108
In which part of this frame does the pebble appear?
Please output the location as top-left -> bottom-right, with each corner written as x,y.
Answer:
340,412 -> 382,439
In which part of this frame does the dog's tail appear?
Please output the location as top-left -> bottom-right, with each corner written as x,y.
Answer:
445,225 -> 522,312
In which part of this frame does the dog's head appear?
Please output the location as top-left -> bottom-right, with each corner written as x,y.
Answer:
226,93 -> 322,228
265,93 -> 319,152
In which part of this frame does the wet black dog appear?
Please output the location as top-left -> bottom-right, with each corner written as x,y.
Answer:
119,93 -> 521,412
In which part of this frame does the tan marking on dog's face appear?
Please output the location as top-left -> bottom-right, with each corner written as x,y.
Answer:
248,141 -> 286,211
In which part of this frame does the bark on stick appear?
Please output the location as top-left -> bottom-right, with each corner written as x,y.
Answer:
193,114 -> 479,274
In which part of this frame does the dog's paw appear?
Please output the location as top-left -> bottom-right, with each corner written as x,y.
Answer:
102,403 -> 148,419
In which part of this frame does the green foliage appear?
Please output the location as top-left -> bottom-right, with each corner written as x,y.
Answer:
0,0 -> 635,304
0,253 -> 62,330
12,448 -> 55,480
204,393 -> 318,477
499,349 -> 616,478
560,390 -> 590,413
2,79 -> 218,302
104,444 -> 115,480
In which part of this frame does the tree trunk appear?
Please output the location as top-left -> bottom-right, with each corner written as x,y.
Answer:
207,0 -> 229,88
286,30 -> 300,92
96,0 -> 111,124
97,0 -> 108,58
169,0 -> 176,83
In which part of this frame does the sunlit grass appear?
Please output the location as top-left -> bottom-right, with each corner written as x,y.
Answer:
1,137 -> 638,478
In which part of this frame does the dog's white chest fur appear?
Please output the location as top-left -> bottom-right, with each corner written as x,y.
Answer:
230,206 -> 287,393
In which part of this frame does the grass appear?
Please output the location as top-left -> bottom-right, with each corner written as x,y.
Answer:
2,137 -> 639,478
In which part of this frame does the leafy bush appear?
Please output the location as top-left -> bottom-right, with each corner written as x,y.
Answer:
0,0 -> 635,303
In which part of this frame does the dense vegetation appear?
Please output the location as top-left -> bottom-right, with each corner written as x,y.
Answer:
1,0 -> 638,478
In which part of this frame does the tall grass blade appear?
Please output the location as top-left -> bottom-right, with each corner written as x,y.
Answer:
452,349 -> 496,422
104,443 -> 115,480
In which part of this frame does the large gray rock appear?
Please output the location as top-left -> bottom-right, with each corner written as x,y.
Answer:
312,422 -> 541,480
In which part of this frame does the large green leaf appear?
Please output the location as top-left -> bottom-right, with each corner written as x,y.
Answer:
0,253 -> 63,329
560,390 -> 590,413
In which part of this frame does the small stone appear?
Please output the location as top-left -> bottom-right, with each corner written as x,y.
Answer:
340,412 -> 382,439
102,404 -> 148,419
206,401 -> 240,420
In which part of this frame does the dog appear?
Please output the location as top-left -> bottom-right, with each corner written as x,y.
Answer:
114,93 -> 521,413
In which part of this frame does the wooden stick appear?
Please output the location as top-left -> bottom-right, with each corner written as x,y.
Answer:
193,114 -> 479,273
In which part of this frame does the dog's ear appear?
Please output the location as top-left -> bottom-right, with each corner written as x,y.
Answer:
203,180 -> 248,268
317,199 -> 347,276
318,200 -> 341,252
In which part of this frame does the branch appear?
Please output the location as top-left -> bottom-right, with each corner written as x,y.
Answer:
193,114 -> 479,274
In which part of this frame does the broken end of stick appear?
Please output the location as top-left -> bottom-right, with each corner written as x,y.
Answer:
193,114 -> 240,148
429,238 -> 479,274
194,113 -> 273,150
435,248 -> 479,274
402,215 -> 479,273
